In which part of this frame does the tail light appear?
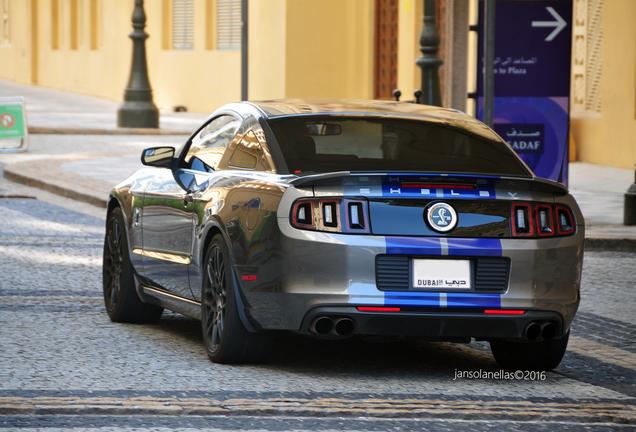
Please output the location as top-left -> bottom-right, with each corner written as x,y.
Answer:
511,203 -> 533,237
291,198 -> 369,233
556,206 -> 575,235
292,201 -> 314,228
321,200 -> 339,228
535,205 -> 553,236
511,203 -> 576,238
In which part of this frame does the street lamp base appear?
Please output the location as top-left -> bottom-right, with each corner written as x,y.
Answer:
117,101 -> 159,129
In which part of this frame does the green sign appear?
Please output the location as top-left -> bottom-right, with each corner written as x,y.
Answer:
0,103 -> 26,139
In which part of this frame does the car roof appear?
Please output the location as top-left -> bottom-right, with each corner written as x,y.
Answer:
245,98 -> 501,141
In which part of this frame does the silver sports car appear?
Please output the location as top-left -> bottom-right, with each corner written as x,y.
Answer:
103,99 -> 583,370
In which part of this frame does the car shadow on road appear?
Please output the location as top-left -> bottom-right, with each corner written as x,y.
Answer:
152,312 -> 500,377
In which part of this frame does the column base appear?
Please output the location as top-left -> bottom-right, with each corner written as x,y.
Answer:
117,101 -> 159,129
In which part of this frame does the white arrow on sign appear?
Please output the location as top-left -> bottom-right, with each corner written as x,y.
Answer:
532,7 -> 567,41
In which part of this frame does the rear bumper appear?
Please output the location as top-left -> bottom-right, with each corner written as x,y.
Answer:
300,306 -> 565,341
240,218 -> 583,336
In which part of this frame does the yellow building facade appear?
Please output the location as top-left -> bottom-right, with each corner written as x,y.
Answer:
0,0 -> 428,112
0,0 -> 634,170
569,0 -> 636,170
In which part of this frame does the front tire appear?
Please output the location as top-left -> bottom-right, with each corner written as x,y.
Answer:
103,207 -> 163,323
490,330 -> 570,371
201,234 -> 271,364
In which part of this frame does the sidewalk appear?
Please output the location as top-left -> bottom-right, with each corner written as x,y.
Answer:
0,77 -> 208,134
1,78 -> 635,250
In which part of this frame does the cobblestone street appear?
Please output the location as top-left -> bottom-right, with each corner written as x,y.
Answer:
0,176 -> 635,431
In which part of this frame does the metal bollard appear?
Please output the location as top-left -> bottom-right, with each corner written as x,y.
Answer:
625,165 -> 636,225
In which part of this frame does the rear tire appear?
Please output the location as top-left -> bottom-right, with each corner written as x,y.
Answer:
103,207 -> 163,323
201,234 -> 271,364
490,330 -> 570,371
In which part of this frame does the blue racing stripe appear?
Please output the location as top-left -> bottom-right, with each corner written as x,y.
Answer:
386,237 -> 502,257
447,238 -> 503,257
384,292 -> 441,307
447,293 -> 501,308
385,237 -> 442,255
384,292 -> 501,308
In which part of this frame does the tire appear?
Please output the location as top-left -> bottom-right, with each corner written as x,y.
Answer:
490,330 -> 570,371
201,234 -> 271,364
103,207 -> 163,323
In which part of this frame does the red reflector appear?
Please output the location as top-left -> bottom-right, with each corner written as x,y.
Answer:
242,275 -> 257,281
484,309 -> 525,315
401,183 -> 477,190
357,307 -> 401,312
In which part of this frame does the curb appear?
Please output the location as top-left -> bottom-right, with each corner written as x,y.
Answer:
0,396 -> 634,424
28,127 -> 192,136
585,238 -> 636,252
2,154 -> 118,209
4,168 -> 107,208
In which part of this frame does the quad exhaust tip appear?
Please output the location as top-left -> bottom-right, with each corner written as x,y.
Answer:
310,316 -> 356,337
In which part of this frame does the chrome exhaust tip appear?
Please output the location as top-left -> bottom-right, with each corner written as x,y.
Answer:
334,318 -> 356,337
524,322 -> 542,341
311,317 -> 334,335
541,322 -> 556,340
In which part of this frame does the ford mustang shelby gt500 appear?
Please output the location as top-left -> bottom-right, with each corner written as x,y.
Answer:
103,99 -> 583,370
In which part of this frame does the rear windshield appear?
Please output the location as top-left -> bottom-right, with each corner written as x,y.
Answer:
268,116 -> 530,177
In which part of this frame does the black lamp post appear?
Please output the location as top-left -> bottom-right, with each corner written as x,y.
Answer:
117,0 -> 159,128
483,0 -> 496,127
625,166 -> 636,225
415,0 -> 443,106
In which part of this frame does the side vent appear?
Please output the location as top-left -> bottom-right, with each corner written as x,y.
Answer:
376,256 -> 410,290
474,258 -> 509,293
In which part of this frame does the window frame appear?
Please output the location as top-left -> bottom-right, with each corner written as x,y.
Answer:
180,112 -> 243,172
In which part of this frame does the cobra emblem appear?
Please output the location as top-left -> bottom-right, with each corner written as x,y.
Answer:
425,202 -> 458,233
436,208 -> 448,225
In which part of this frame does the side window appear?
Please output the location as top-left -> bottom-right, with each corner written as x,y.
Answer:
185,115 -> 241,171
229,130 -> 269,170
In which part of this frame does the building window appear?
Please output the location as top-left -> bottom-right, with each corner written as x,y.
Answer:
217,0 -> 241,50
173,0 -> 194,49
2,0 -> 11,45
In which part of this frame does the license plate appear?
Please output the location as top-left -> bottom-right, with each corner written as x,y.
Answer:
412,259 -> 471,289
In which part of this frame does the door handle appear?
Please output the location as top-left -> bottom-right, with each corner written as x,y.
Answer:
183,194 -> 194,206
133,208 -> 141,227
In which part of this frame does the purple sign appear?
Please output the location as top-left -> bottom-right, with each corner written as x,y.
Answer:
477,0 -> 572,183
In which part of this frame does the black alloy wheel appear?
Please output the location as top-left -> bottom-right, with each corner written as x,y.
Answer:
103,207 -> 163,323
104,211 -> 124,313
202,241 -> 227,354
201,234 -> 272,364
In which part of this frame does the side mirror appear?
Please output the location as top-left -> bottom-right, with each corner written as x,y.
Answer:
141,147 -> 175,167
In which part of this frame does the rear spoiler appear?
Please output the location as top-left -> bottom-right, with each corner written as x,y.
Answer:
289,171 -> 352,187
289,171 -> 569,195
